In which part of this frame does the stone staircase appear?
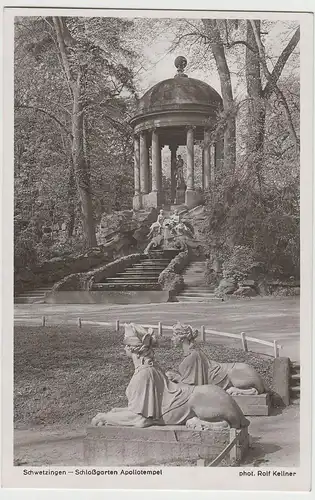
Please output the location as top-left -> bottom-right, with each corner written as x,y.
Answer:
91,250 -> 178,291
176,261 -> 218,302
15,285 -> 53,304
289,361 -> 300,405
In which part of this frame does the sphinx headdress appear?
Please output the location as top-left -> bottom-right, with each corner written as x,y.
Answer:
124,323 -> 157,350
172,322 -> 199,342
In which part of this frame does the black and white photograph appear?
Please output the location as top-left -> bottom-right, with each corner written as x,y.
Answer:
1,3 -> 313,493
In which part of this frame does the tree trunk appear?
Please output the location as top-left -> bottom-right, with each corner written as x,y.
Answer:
72,75 -> 97,247
202,19 -> 236,174
53,16 -> 97,247
245,20 -> 266,193
67,159 -> 76,238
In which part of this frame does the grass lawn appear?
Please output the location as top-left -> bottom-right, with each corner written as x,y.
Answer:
14,326 -> 274,430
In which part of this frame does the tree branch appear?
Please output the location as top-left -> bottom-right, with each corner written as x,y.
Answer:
226,40 -> 257,52
263,26 -> 300,99
250,21 -> 300,151
16,103 -> 72,137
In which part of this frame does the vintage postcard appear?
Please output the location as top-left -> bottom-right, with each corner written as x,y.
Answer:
1,0 -> 313,495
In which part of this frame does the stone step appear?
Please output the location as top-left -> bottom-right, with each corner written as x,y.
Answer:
122,271 -> 161,275
92,283 -> 161,291
106,278 -> 159,283
290,363 -> 300,372
17,289 -> 52,296
289,386 -> 300,394
180,291 -> 216,297
131,267 -> 167,271
290,373 -> 300,381
140,259 -> 172,264
140,263 -> 170,267
177,296 -> 221,302
14,296 -> 45,304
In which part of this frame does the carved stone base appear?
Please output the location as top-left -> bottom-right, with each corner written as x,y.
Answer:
232,393 -> 271,416
84,424 -> 250,466
142,191 -> 163,209
132,194 -> 142,210
185,189 -> 203,209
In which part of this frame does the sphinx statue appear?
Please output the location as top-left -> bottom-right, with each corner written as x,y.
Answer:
91,323 -> 250,430
166,323 -> 266,396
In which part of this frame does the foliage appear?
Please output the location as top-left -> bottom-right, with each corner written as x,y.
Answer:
222,246 -> 255,282
158,251 -> 190,292
14,16 -> 138,258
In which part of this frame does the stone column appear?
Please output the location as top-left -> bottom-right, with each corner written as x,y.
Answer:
140,131 -> 149,194
203,129 -> 211,190
186,127 -> 194,190
151,129 -> 161,192
185,126 -> 199,208
201,147 -> 205,191
132,134 -> 141,210
169,143 -> 178,204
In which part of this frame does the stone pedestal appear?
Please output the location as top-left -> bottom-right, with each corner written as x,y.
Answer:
232,393 -> 271,416
175,188 -> 185,205
84,424 -> 250,466
185,189 -> 202,209
142,191 -> 163,209
132,194 -> 142,210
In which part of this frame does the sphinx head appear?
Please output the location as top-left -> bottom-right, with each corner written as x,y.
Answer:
123,323 -> 157,361
172,322 -> 199,353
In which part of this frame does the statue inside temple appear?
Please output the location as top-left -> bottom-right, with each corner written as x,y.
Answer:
91,323 -> 250,430
166,323 -> 266,396
175,155 -> 184,186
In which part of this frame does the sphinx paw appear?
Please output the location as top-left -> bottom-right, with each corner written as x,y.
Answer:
91,413 -> 108,426
227,387 -> 258,396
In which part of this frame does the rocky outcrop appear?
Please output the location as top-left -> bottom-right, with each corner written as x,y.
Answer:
96,209 -> 158,247
214,277 -> 237,297
15,209 -> 158,295
233,286 -> 257,297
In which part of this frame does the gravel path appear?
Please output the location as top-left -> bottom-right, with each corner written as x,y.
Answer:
14,297 -> 300,360
14,405 -> 299,467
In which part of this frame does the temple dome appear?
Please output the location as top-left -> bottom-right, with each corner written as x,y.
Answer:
135,76 -> 222,117
130,56 -> 222,127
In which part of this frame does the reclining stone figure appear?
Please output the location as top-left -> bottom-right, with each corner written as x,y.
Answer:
91,323 -> 250,430
166,323 -> 266,396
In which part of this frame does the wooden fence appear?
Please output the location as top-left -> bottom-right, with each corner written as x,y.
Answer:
21,316 -> 282,358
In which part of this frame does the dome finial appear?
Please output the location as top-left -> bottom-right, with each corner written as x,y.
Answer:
174,56 -> 188,78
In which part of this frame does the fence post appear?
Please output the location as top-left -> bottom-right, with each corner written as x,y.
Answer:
158,322 -> 163,336
115,320 -> 120,332
241,332 -> 248,352
273,340 -> 279,358
229,428 -> 238,464
200,325 -> 205,342
41,316 -> 46,327
77,318 -> 82,328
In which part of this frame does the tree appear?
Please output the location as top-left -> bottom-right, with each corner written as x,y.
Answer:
14,16 -> 138,250
202,19 -> 236,175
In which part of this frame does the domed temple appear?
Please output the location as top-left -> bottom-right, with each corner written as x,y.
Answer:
130,56 -> 224,210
